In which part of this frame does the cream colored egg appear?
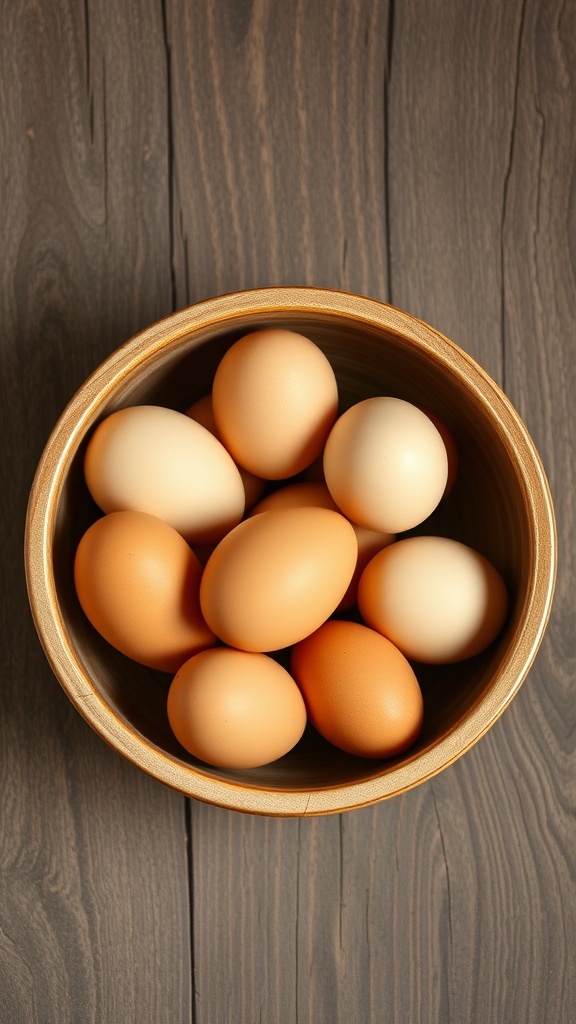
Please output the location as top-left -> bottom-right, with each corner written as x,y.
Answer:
358,535 -> 509,663
200,506 -> 358,652
250,481 -> 394,609
323,397 -> 448,533
167,647 -> 307,769
84,405 -> 245,544
186,394 -> 266,510
74,511 -> 216,672
212,329 -> 339,479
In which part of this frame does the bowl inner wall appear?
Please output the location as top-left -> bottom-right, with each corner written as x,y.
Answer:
52,311 -> 531,791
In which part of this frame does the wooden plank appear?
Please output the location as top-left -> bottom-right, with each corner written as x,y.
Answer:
0,2 -> 191,1021
167,0 -> 389,303
388,1 -> 575,1022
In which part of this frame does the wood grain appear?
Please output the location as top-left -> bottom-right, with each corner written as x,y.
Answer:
388,1 -> 576,1022
1,2 -> 191,1021
1,0 -> 574,1022
166,0 -> 390,303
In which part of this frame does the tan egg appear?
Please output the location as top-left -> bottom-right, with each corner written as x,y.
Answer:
212,329 -> 339,479
297,452 -> 326,483
249,481 -> 335,517
184,393 -> 216,431
358,535 -> 509,663
250,481 -> 395,610
323,397 -> 448,533
167,647 -> 307,769
348,524 -> 396,611
200,507 -> 358,652
84,404 -> 245,544
291,620 -> 423,759
186,394 -> 266,510
74,511 -> 216,672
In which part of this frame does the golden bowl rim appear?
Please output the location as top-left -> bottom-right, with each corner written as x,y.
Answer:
24,286 -> 557,816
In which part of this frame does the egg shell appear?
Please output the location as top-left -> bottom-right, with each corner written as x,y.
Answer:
250,481 -> 395,610
84,404 -> 245,544
200,506 -> 358,652
358,535 -> 509,664
74,511 -> 216,672
323,397 -> 449,534
167,647 -> 307,769
212,328 -> 339,479
186,394 -> 266,510
291,620 -> 424,759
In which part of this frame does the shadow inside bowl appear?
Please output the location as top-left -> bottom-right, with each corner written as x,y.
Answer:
49,304 -> 536,797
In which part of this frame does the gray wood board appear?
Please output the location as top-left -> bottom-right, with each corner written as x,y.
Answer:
1,2 -> 190,1021
1,1 -> 573,1022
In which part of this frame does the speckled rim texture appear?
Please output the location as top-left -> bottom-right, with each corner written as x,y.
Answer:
25,288 -> 557,815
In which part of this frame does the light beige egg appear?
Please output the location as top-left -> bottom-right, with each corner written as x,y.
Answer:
212,329 -> 339,479
84,404 -> 245,544
74,511 -> 216,672
358,535 -> 509,663
167,647 -> 307,769
200,506 -> 358,652
250,481 -> 395,610
291,620 -> 423,759
323,397 -> 448,533
186,394 -> 266,510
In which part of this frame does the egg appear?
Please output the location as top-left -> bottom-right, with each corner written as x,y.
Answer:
212,328 -> 339,479
186,394 -> 266,510
250,481 -> 395,610
291,620 -> 423,759
167,647 -> 307,769
323,397 -> 448,533
297,452 -> 325,482
74,511 -> 216,672
249,481 -> 336,517
200,506 -> 358,652
358,535 -> 509,663
84,404 -> 245,544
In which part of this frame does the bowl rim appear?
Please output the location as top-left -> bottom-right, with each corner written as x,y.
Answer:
24,286 -> 557,815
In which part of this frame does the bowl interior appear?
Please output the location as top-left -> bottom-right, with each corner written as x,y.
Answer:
44,296 -> 541,808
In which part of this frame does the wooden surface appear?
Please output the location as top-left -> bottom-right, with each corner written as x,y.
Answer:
1,0 -> 574,1020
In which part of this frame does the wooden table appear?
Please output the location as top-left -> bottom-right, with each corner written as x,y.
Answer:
2,1 -> 574,1020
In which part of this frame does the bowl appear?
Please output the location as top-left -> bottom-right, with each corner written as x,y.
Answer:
25,287 -> 556,815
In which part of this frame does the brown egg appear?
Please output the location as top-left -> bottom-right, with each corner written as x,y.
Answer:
212,329 -> 339,479
200,506 -> 358,652
291,620 -> 423,759
167,647 -> 307,769
186,394 -> 266,510
250,481 -> 395,610
74,511 -> 216,672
